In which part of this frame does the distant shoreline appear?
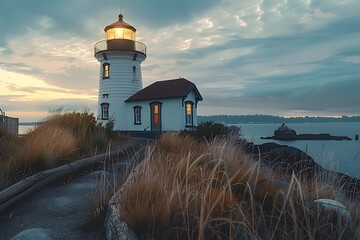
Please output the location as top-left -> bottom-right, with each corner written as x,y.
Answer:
199,115 -> 360,124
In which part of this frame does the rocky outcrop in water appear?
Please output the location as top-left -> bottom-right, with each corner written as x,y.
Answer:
261,124 -> 351,140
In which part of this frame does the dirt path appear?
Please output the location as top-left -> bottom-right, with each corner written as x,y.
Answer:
0,138 -> 148,240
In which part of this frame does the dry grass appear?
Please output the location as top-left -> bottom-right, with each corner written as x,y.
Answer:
118,133 -> 359,240
3,125 -> 77,183
0,109 -> 123,189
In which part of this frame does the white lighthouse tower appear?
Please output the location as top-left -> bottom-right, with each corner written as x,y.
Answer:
94,14 -> 146,130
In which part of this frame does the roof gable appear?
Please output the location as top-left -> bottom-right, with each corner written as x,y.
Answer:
125,78 -> 203,102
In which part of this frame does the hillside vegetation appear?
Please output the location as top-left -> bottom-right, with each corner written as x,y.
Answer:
118,133 -> 359,239
0,110 -> 123,190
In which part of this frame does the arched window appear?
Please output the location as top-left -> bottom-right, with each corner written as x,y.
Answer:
185,101 -> 194,127
133,106 -> 142,125
101,103 -> 109,120
102,63 -> 110,79
132,66 -> 136,81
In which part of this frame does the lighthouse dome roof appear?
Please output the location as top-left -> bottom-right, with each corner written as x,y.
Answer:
104,14 -> 136,32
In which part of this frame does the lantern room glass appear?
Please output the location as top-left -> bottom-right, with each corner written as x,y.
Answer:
106,28 -> 135,41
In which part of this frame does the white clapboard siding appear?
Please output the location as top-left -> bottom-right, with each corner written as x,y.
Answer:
96,51 -> 146,130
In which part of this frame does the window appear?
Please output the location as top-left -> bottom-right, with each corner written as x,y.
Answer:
103,94 -> 108,99
102,63 -> 110,79
154,104 -> 159,125
132,66 -> 136,81
101,103 -> 109,120
133,106 -> 142,125
185,101 -> 194,126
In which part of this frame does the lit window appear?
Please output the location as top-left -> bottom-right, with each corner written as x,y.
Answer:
103,63 -> 110,79
106,29 -> 115,40
154,104 -> 159,125
101,103 -> 109,120
133,106 -> 142,125
124,29 -> 133,40
106,28 -> 136,41
185,102 -> 193,126
115,28 -> 124,39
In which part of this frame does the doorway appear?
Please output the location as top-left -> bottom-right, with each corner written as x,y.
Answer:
150,102 -> 162,131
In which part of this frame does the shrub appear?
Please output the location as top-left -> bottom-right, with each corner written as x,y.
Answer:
185,121 -> 241,141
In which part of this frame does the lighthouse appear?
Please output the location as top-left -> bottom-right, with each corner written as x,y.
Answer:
94,14 -> 146,130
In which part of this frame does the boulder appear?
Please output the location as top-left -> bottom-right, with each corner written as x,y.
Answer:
309,199 -> 355,239
256,143 -> 323,179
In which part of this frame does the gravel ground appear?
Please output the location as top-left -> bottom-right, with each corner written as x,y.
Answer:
0,139 -> 147,240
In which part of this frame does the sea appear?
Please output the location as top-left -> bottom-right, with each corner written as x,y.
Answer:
19,123 -> 360,179
238,123 -> 360,179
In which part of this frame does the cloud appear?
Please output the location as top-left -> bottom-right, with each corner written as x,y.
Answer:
0,0 -> 359,120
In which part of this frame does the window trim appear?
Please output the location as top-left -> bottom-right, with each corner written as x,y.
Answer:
102,63 -> 110,79
185,101 -> 194,127
133,106 -> 142,125
100,102 -> 109,120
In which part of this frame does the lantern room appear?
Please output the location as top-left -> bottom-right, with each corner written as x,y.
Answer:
94,14 -> 146,57
104,14 -> 136,41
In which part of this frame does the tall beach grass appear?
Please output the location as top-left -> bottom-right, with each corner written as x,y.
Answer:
118,133 -> 359,239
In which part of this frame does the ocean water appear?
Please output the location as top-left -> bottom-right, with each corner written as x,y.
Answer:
238,123 -> 360,179
19,125 -> 35,134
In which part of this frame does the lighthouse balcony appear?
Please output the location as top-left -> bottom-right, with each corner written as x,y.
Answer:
94,39 -> 146,56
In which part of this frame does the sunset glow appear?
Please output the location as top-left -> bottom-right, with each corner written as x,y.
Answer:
1,0 -> 359,122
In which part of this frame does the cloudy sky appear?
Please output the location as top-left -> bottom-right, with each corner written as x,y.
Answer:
1,0 -> 359,121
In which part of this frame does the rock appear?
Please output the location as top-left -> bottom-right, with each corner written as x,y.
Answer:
255,142 -> 284,153
274,128 -> 297,138
262,133 -> 351,141
10,228 -> 56,240
256,143 -> 323,178
312,199 -> 352,223
262,124 -> 351,140
309,199 -> 355,239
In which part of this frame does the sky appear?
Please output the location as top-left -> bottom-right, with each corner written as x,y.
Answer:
0,0 -> 359,122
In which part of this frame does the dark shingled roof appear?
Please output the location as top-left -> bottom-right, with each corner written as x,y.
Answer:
125,78 -> 203,102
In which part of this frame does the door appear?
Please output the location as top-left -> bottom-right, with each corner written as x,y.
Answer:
150,102 -> 162,131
